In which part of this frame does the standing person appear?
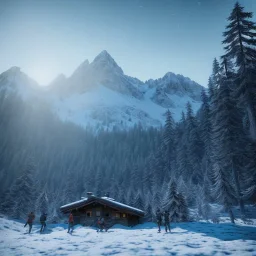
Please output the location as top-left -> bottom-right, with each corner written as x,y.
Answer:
164,210 -> 171,232
24,212 -> 35,234
100,217 -> 105,231
40,213 -> 47,233
67,212 -> 74,234
156,208 -> 162,232
97,217 -> 106,232
97,217 -> 101,232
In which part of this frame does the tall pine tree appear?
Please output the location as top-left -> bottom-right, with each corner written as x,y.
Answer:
222,2 -> 256,140
211,65 -> 247,218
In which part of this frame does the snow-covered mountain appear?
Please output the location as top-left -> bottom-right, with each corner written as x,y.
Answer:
49,50 -> 144,99
0,51 -> 204,130
0,66 -> 40,98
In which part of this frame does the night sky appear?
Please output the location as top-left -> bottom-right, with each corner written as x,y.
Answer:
0,0 -> 255,86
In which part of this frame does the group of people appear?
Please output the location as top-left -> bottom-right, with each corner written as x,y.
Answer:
24,210 -> 170,234
156,209 -> 171,233
68,213 -> 106,233
24,212 -> 47,234
24,212 -> 74,234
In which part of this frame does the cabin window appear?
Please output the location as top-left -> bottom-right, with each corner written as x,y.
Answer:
86,211 -> 92,217
115,213 -> 121,218
122,213 -> 126,218
96,211 -> 101,217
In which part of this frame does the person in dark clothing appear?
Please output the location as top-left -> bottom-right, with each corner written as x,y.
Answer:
24,212 -> 35,233
156,208 -> 162,232
40,213 -> 47,233
164,210 -> 171,232
67,212 -> 74,233
97,217 -> 106,232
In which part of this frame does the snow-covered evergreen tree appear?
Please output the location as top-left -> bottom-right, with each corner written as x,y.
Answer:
208,78 -> 216,106
62,169 -> 77,204
5,162 -> 35,219
201,88 -> 212,156
177,193 -> 189,222
212,58 -> 222,88
142,160 -> 154,195
222,2 -> 256,140
36,186 -> 49,214
154,148 -> 165,187
144,203 -> 153,222
211,67 -> 247,217
244,141 -> 256,199
1,183 -> 17,215
177,176 -> 189,200
200,88 -> 214,189
152,189 -> 162,213
109,177 -> 120,200
163,181 -> 179,222
130,163 -> 141,190
133,191 -> 144,210
196,185 -> 211,221
185,102 -> 203,184
126,188 -> 136,207
162,109 -> 175,175
211,163 -> 237,223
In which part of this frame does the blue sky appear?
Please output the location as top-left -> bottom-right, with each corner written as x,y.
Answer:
0,0 -> 255,86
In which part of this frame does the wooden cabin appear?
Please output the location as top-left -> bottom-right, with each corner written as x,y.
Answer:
60,192 -> 145,228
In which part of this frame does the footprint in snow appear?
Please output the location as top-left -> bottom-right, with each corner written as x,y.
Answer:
186,243 -> 200,248
223,252 -> 231,255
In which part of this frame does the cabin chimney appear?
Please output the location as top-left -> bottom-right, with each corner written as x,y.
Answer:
87,192 -> 93,198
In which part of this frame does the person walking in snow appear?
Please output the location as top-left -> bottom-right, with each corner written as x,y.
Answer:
40,213 -> 47,233
97,217 -> 106,232
156,208 -> 162,232
67,212 -> 74,233
24,211 -> 35,234
163,210 -> 171,232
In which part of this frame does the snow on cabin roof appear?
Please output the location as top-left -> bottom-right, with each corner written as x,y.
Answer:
60,198 -> 88,209
101,196 -> 115,201
101,197 -> 144,215
60,196 -> 144,217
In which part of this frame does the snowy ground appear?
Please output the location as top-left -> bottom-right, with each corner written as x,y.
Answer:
1,216 -> 256,256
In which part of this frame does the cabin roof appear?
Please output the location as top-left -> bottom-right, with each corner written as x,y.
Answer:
60,196 -> 144,217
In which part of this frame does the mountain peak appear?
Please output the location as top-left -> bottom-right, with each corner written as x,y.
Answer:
78,59 -> 90,69
94,50 -> 112,60
48,73 -> 66,87
0,66 -> 39,93
92,50 -> 123,74
72,59 -> 90,77
0,66 -> 22,82
5,66 -> 21,75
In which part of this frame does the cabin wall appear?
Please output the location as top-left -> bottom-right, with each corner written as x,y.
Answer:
70,203 -> 140,227
128,215 -> 141,226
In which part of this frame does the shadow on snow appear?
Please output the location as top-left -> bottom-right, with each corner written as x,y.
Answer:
175,222 -> 256,241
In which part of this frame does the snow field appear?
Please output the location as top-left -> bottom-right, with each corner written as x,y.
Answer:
1,217 -> 256,256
